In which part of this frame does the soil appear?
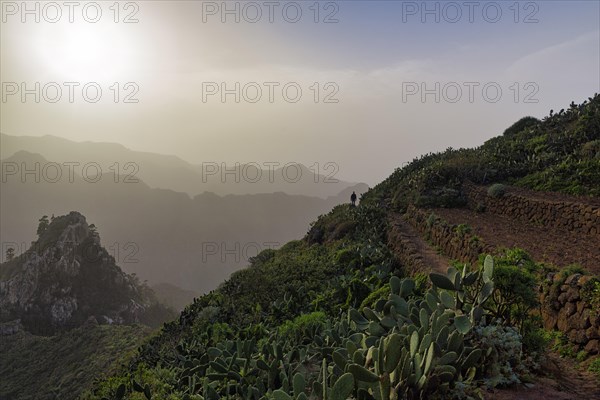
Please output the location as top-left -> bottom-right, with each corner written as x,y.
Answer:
505,185 -> 600,208
430,207 -> 600,275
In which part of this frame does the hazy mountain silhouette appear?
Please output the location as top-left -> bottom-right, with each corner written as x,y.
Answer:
0,151 -> 368,293
150,282 -> 200,311
0,133 -> 359,198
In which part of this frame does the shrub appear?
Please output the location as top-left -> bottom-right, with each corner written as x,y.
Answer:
546,331 -> 578,358
576,350 -> 588,362
490,252 -> 539,332
502,116 -> 540,137
581,139 -> 600,159
589,356 -> 600,377
455,223 -> 472,237
553,264 -> 587,288
359,284 -> 390,309
487,183 -> 507,198
335,248 -> 358,266
426,212 -> 437,228
416,186 -> 466,208
520,317 -> 549,356
331,220 -> 358,241
581,278 -> 600,316
471,323 -> 525,388
278,311 -> 327,339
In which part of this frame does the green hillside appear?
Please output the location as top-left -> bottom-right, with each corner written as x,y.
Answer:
79,94 -> 599,399
364,95 -> 600,210
0,323 -> 150,400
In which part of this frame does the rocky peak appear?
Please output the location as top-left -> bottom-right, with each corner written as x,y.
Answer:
0,212 -> 172,334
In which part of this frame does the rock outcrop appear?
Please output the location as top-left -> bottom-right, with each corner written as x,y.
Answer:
0,212 -> 167,334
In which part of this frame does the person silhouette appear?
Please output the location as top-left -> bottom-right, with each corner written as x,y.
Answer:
350,191 -> 357,207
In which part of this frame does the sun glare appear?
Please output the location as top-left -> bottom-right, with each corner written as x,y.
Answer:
39,24 -> 134,82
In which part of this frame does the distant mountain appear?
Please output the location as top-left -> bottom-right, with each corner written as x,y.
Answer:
151,282 -> 200,311
0,212 -> 174,335
0,151 -> 369,292
0,133 -> 360,198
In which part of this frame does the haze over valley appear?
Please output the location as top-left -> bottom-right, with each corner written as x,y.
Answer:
1,1 -> 599,399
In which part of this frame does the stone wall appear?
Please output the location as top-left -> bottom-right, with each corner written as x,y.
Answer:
404,205 -> 495,266
387,219 -> 429,276
463,182 -> 600,236
540,273 -> 600,354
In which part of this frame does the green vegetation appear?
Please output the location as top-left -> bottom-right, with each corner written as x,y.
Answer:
0,323 -> 150,400
82,204 -> 403,399
486,184 -> 506,199
454,224 -> 472,237
364,95 -> 600,210
582,279 -> 600,317
6,96 -> 599,398
486,249 -> 539,333
84,217 -> 541,400
543,330 -> 579,359
589,357 -> 600,378
82,97 -> 600,398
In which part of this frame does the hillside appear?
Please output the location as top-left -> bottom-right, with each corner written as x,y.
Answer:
0,323 -> 151,400
81,95 -> 600,399
363,95 -> 600,209
0,151 -> 368,293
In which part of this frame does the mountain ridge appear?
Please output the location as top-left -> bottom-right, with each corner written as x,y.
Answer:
0,133 -> 361,198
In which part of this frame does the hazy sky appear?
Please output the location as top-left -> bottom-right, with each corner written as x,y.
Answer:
1,0 -> 599,184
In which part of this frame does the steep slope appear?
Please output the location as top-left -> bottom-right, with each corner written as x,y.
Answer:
0,212 -> 174,334
363,94 -> 600,210
0,323 -> 150,400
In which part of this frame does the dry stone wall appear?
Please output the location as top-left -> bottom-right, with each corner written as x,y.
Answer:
541,273 -> 600,354
404,205 -> 494,266
463,181 -> 600,236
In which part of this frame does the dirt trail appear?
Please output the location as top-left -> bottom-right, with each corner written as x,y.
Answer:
487,353 -> 600,400
389,214 -> 450,274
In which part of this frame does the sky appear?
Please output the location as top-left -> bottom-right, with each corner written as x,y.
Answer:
1,0 -> 599,185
